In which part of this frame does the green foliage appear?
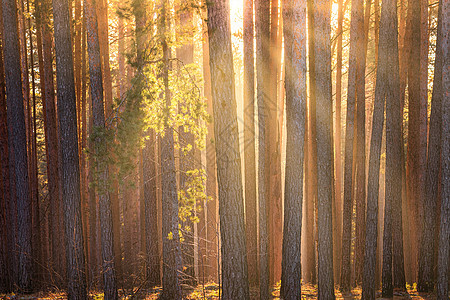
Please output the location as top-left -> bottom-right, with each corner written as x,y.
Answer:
107,0 -> 210,234
178,169 -> 210,225
87,125 -> 116,193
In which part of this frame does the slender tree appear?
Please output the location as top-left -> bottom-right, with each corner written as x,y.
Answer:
243,0 -> 258,287
406,0 -> 423,283
255,0 -> 270,297
175,6 -> 197,286
84,0 -> 118,296
418,0 -> 443,292
143,131 -> 161,287
313,0 -> 335,296
0,18 -> 11,292
381,0 -> 401,293
201,10 -> 219,281
268,0 -> 282,284
334,0 -> 344,283
52,0 -> 88,296
280,0 -> 306,297
1,0 -> 32,291
354,0 -> 368,286
304,0 -> 317,283
436,0 -> 449,298
341,0 -> 364,288
38,0 -> 66,284
207,0 -> 250,297
159,1 -> 182,298
361,0 -> 399,295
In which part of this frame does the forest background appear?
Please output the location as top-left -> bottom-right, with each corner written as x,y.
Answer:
0,0 -> 448,298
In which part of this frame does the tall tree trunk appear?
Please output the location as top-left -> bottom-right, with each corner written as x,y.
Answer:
361,0 -> 398,294
52,0 -> 88,296
26,0 -> 42,283
280,0 -> 306,297
268,0 -> 282,285
88,104 -> 98,288
436,0 -> 449,298
159,2 -> 182,299
398,0 -> 411,285
39,0 -> 66,284
304,0 -> 318,283
207,0 -> 250,298
243,0 -> 258,287
84,0 -> 118,297
419,0 -> 443,292
406,0 -> 423,284
143,131 -> 161,287
341,0 -> 364,289
354,0 -> 369,285
175,7 -> 197,286
334,0 -> 343,284
313,0 -> 335,296
0,19 -> 11,291
201,13 -> 219,281
381,0 -> 401,294
1,0 -> 32,291
255,0 -> 270,297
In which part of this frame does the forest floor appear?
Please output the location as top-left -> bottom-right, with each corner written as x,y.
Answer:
0,282 -> 439,299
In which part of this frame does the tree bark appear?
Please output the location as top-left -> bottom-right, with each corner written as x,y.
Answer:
243,0 -> 258,287
159,2 -> 182,299
207,0 -> 250,298
341,0 -> 364,289
436,0 -> 449,298
304,0 -> 317,284
361,0 -> 398,295
406,0 -> 423,284
381,0 -> 401,293
52,0 -> 88,296
419,0 -> 443,292
280,0 -> 306,297
268,0 -> 282,285
1,0 -> 32,291
84,0 -> 118,296
0,20 -> 11,291
255,0 -> 270,297
313,0 -> 335,296
334,0 -> 344,284
201,14 -> 219,282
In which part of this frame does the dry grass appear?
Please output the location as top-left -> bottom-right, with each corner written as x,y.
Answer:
0,282 -> 438,299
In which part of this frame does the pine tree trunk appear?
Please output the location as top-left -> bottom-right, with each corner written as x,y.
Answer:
243,0 -> 258,287
143,131 -> 161,287
159,2 -> 182,299
334,0 -> 343,284
381,0 -> 401,294
313,0 -> 335,296
406,0 -> 423,283
436,0 -> 449,298
201,17 -> 219,281
361,0 -> 398,295
1,0 -> 32,291
175,8 -> 197,286
280,0 -> 306,297
0,21 -> 11,291
84,0 -> 118,296
268,0 -> 282,285
207,0 -> 250,298
255,0 -> 270,297
419,0 -> 443,292
353,0 -> 368,283
341,0 -> 364,288
52,0 -> 88,296
305,0 -> 318,283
